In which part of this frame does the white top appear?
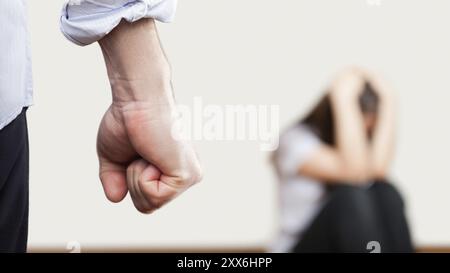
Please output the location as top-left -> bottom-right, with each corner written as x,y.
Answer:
0,0 -> 177,130
270,124 -> 327,252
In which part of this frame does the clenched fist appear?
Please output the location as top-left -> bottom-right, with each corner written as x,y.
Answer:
96,19 -> 202,213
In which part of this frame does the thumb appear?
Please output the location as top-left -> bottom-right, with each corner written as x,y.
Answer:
98,156 -> 128,203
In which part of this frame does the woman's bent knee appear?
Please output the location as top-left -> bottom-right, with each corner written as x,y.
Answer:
371,182 -> 405,209
327,184 -> 377,223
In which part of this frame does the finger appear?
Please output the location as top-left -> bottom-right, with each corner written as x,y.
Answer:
126,161 -> 143,211
99,157 -> 128,203
127,159 -> 154,213
135,163 -> 163,213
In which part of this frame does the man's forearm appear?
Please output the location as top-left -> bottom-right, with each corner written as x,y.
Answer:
61,1 -> 202,211
97,17 -> 202,186
99,19 -> 172,104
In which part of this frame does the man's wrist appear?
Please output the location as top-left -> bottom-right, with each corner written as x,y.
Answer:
99,19 -> 172,103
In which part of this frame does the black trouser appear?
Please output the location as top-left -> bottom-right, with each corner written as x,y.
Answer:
292,181 -> 413,253
0,108 -> 29,253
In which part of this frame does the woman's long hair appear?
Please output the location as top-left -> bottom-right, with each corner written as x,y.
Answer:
301,81 -> 379,146
272,82 -> 379,177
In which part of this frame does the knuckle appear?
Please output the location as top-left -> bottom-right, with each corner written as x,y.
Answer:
177,167 -> 203,186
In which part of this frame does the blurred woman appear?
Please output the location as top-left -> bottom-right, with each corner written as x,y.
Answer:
271,68 -> 413,253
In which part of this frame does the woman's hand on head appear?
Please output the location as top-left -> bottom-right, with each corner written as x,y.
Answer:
330,67 -> 366,100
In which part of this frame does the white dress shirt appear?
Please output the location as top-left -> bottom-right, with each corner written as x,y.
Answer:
0,0 -> 33,130
0,0 -> 177,130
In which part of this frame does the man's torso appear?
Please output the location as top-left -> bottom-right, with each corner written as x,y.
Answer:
0,0 -> 33,130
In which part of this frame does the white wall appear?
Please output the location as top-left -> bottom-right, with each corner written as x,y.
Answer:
27,0 -> 450,249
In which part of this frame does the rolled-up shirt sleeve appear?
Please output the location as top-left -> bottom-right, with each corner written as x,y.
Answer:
60,0 -> 177,46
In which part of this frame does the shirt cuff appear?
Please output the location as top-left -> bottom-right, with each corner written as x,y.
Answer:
60,0 -> 177,46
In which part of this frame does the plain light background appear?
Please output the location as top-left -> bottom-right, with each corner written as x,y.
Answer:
27,0 -> 450,249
